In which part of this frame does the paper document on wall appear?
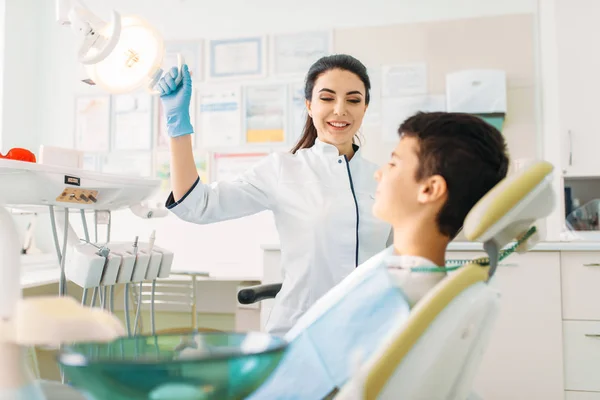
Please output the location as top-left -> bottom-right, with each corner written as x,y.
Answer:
113,93 -> 152,151
446,69 -> 507,114
363,67 -> 382,126
271,31 -> 332,76
198,85 -> 242,148
212,152 -> 269,182
382,63 -> 428,97
82,154 -> 100,172
245,84 -> 287,144
155,151 -> 171,193
100,152 -> 152,177
163,40 -> 203,80
208,37 -> 265,79
74,96 -> 110,152
155,151 -> 208,192
289,82 -> 306,143
382,95 -> 446,142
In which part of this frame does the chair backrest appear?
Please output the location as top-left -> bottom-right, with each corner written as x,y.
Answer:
370,268 -> 500,399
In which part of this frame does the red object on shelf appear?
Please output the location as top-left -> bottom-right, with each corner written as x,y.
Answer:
0,148 -> 36,163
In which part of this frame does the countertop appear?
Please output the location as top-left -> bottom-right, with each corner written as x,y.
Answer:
260,241 -> 600,252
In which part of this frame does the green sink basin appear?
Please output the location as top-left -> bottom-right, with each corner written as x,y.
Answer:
58,331 -> 288,400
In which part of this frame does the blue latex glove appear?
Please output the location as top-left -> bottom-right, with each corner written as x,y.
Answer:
158,64 -> 194,137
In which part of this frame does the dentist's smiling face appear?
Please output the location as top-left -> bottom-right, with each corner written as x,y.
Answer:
306,68 -> 368,152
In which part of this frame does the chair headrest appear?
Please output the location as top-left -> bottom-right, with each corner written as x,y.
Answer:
463,160 -> 555,251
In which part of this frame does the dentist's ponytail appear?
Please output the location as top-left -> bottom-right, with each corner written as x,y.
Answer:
291,115 -> 318,154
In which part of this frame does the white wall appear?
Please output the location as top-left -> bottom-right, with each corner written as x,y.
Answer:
6,0 -> 538,278
537,0 -> 564,240
33,0 -> 537,151
1,0 -> 42,151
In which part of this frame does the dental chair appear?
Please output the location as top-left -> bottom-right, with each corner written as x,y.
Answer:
329,159 -> 555,399
238,283 -> 281,305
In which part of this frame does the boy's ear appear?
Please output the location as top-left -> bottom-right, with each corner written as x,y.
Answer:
417,175 -> 447,204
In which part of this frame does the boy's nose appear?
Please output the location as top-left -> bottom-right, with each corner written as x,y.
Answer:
374,169 -> 382,181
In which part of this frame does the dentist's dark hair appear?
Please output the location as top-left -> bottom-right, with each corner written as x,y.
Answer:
291,54 -> 371,154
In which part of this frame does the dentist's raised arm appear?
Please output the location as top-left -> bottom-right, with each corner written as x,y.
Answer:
156,65 -> 279,225
157,65 -> 198,201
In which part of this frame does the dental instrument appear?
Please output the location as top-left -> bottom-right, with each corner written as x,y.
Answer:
148,229 -> 156,253
130,203 -> 169,219
20,213 -> 44,256
132,235 -> 139,256
131,235 -> 142,335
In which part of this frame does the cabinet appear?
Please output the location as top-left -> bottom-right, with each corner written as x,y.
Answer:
556,0 -> 600,177
562,251 -> 600,397
561,251 -> 600,320
563,320 -> 600,392
447,251 -> 564,400
566,392 -> 600,400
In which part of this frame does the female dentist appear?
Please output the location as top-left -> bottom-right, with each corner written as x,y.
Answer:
157,54 -> 391,335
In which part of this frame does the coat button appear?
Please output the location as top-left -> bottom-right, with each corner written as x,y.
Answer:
338,159 -> 342,164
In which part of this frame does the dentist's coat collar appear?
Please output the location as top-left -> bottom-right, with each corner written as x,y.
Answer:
311,138 -> 361,157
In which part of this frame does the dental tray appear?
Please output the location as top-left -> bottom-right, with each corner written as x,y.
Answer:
0,159 -> 159,211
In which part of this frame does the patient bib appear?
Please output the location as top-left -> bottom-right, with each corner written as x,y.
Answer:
385,254 -> 446,305
248,247 -> 443,399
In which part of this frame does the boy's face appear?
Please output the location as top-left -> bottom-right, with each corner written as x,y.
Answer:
373,136 -> 447,226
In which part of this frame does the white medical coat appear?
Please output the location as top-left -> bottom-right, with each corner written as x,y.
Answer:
165,139 -> 392,334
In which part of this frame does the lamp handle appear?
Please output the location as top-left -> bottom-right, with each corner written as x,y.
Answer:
78,9 -> 122,65
148,53 -> 185,95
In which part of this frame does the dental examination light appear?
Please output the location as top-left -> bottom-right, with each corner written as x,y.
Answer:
56,0 -> 183,94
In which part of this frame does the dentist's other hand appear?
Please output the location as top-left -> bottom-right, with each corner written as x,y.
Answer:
158,64 -> 193,137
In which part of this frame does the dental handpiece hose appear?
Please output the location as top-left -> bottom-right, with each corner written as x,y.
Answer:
148,230 -> 156,253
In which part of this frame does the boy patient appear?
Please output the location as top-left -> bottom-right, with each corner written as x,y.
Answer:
249,111 -> 510,400
372,111 -> 509,303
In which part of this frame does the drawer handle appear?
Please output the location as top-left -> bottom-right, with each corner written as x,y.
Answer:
583,263 -> 600,267
585,334 -> 600,338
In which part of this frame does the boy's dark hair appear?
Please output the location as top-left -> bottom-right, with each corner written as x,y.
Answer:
399,112 -> 510,238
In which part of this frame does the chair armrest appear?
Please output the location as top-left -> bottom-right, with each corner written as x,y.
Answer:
237,283 -> 282,304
